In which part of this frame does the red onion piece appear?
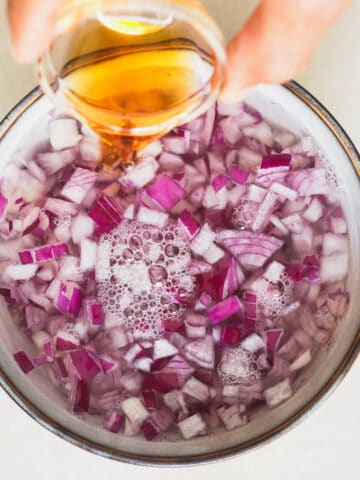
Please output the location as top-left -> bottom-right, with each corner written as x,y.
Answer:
61,168 -> 97,204
178,210 -> 200,238
141,408 -> 174,440
256,154 -> 291,188
19,242 -> 69,264
287,168 -> 329,196
88,195 -> 123,234
66,350 -> 100,382
49,118 -> 81,150
184,335 -> 215,369
220,325 -> 242,347
144,355 -> 194,393
147,175 -> 186,211
218,230 -> 284,270
71,378 -> 90,412
207,296 -> 242,324
229,166 -> 249,184
14,351 -> 34,374
264,329 -> 284,356
84,298 -> 104,326
104,411 -> 124,433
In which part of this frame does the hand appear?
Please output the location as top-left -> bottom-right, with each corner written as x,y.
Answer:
8,0 -> 351,99
221,0 -> 352,101
7,0 -> 65,63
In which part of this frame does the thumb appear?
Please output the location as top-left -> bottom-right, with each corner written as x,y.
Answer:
7,0 -> 65,63
220,0 -> 352,103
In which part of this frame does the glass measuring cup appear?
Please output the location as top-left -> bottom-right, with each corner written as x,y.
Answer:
37,0 -> 227,169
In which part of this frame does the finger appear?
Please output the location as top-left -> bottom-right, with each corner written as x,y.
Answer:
7,0 -> 65,63
221,0 -> 352,102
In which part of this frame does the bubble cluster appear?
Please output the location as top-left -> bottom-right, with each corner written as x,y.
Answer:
252,273 -> 294,317
218,347 -> 266,385
320,159 -> 338,190
96,220 -> 195,339
232,196 -> 258,230
313,141 -> 338,190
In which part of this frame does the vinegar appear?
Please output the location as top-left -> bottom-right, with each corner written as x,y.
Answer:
49,15 -> 218,170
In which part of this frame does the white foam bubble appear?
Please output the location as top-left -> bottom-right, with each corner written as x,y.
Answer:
96,220 -> 195,339
218,346 -> 266,385
252,273 -> 294,317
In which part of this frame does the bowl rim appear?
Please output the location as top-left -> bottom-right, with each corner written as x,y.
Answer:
0,81 -> 359,466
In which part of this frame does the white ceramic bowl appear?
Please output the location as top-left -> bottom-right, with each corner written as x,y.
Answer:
0,82 -> 359,465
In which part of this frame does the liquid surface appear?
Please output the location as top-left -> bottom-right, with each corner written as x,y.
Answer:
0,101 -> 350,442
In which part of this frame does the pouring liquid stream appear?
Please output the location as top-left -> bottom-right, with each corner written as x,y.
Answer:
53,14 -> 217,173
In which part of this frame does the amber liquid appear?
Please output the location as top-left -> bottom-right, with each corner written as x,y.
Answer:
51,16 -> 217,171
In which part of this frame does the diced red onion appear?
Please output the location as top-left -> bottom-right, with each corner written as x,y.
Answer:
55,282 -> 82,317
264,378 -> 292,408
159,152 -> 184,171
190,223 -> 215,256
104,411 -> 124,433
212,173 -> 228,192
0,98 -> 350,442
70,377 -> 89,412
270,181 -> 298,201
182,376 -> 210,403
328,206 -> 347,234
252,191 -> 278,233
61,168 -> 97,204
289,349 -> 312,372
49,118 -> 81,150
303,197 -> 324,223
136,206 -> 168,228
229,165 -> 249,184
5,263 -> 38,281
44,197 -> 78,217
218,230 -> 284,270
66,350 -> 100,382
287,168 -> 329,196
177,413 -> 206,440
184,312 -> 207,339
71,213 -> 95,244
14,351 -> 34,374
220,325 -> 242,346
80,238 -> 97,272
0,191 -> 8,219
178,210 -> 200,238
264,329 -> 284,355
141,408 -> 174,440
240,333 -> 265,353
184,335 -> 215,369
244,291 -> 257,332
147,175 -> 186,211
202,243 -> 224,265
256,154 -> 291,188
207,296 -> 242,324
84,297 -> 104,326
218,404 -> 248,431
153,338 -> 178,360
320,245 -> 349,281
19,242 -> 69,264
88,195 -> 123,234
143,355 -> 193,393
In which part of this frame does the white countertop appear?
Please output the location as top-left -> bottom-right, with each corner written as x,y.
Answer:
0,1 -> 359,478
